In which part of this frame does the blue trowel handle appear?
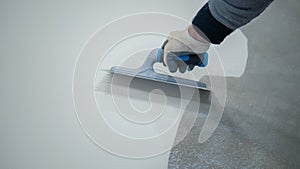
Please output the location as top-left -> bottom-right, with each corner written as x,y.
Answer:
157,48 -> 208,67
175,52 -> 208,67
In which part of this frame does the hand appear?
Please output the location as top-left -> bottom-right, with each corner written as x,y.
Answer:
163,25 -> 210,73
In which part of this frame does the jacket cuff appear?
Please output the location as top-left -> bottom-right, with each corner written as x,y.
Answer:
192,3 -> 234,44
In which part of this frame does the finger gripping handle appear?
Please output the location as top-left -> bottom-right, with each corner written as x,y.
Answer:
160,40 -> 208,67
176,52 -> 208,67
157,48 -> 208,67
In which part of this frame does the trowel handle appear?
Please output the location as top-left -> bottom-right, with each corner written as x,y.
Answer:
157,48 -> 208,67
175,53 -> 208,67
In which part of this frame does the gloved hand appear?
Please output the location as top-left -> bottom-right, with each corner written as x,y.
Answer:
163,26 -> 210,73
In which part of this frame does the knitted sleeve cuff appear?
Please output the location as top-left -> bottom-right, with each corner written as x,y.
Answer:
192,3 -> 234,44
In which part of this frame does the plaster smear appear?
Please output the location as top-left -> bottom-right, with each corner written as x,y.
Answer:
94,29 -> 246,163
75,13 -> 247,169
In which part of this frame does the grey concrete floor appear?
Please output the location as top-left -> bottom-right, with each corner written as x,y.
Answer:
168,0 -> 300,168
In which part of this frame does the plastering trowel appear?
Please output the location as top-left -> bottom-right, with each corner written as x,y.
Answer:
103,41 -> 209,91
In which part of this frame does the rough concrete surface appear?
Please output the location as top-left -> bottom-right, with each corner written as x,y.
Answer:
168,0 -> 300,168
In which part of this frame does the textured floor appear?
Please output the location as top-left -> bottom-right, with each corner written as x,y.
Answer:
168,0 -> 300,168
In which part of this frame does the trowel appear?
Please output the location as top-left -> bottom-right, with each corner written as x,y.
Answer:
105,41 -> 209,91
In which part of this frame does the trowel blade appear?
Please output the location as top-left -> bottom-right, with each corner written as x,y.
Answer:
107,66 -> 210,91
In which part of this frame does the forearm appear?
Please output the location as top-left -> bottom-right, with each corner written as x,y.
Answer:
192,0 -> 273,44
209,0 -> 273,29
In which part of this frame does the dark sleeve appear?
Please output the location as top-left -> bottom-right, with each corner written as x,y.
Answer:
192,0 -> 273,44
